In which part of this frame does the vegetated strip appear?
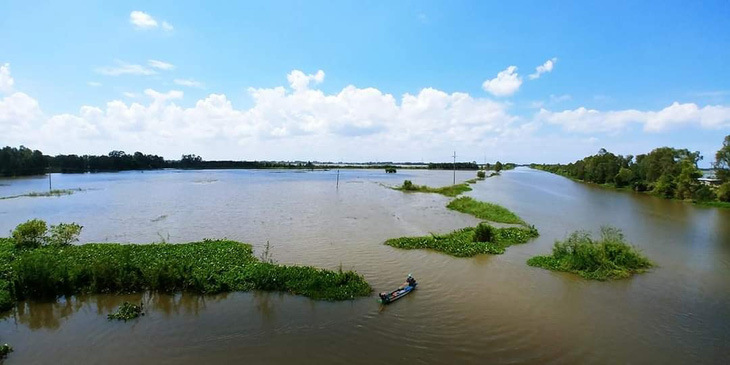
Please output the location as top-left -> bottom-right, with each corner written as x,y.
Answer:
527,226 -> 652,280
0,189 -> 80,200
0,239 -> 371,312
447,196 -> 525,225
385,224 -> 539,257
393,180 -> 472,197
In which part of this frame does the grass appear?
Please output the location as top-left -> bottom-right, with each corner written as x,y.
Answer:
393,180 -> 472,197
0,189 -> 80,200
0,239 -> 371,312
108,301 -> 144,321
465,178 -> 478,184
447,196 -> 526,225
527,227 -> 652,280
385,224 -> 539,257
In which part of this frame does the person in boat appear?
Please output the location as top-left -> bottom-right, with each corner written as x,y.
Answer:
400,274 -> 416,289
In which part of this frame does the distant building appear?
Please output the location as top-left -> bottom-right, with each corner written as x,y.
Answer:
698,177 -> 722,186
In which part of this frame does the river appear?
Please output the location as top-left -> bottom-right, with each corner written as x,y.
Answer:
0,168 -> 728,364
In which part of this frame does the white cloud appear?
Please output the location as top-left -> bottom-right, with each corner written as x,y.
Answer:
482,66 -> 522,97
122,92 -> 139,98
174,78 -> 204,88
529,58 -> 557,80
0,63 -> 14,94
87,81 -> 102,87
148,59 -> 175,70
130,11 -> 158,29
96,61 -> 156,76
286,70 -> 325,92
537,102 -> 730,133
130,11 -> 173,32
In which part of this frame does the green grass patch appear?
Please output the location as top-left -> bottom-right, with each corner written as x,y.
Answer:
385,224 -> 539,257
0,189 -> 80,200
527,227 -> 652,280
0,239 -> 371,312
393,180 -> 472,197
465,178 -> 478,184
446,196 -> 526,225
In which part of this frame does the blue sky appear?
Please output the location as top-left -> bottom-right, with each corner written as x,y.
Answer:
1,1 -> 729,165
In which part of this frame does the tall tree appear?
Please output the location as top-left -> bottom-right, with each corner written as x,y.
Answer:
715,135 -> 730,182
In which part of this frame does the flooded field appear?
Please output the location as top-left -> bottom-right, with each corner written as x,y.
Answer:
1,168 -> 728,364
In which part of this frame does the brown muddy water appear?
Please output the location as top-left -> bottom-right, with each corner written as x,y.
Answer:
0,168 -> 728,364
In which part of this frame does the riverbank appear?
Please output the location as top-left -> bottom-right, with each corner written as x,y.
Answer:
0,238 -> 371,314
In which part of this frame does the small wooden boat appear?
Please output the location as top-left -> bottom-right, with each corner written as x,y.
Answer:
378,281 -> 417,304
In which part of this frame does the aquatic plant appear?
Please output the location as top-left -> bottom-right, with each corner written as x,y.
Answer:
446,196 -> 525,225
473,222 -> 496,242
465,178 -> 478,184
0,343 -> 12,358
385,225 -> 538,257
108,301 -> 144,321
393,180 -> 472,197
527,226 -> 652,280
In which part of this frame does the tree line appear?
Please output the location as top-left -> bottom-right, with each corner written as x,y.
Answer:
531,135 -> 730,203
0,147 -> 166,176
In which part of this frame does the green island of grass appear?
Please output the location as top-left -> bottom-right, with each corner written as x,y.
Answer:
0,222 -> 372,313
393,180 -> 472,197
0,189 -> 80,200
385,223 -> 539,257
527,226 -> 652,280
108,301 -> 144,321
447,196 -> 526,225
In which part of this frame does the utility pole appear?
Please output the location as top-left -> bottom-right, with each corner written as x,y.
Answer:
336,169 -> 340,189
48,171 -> 52,192
452,151 -> 457,185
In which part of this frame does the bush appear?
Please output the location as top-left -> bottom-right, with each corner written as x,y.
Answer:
0,343 -> 12,359
11,219 -> 47,249
473,223 -> 496,242
477,170 -> 486,179
527,226 -> 652,280
402,180 -> 415,190
718,182 -> 730,202
47,223 -> 83,246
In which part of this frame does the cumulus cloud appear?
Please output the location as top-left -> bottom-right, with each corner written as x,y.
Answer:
174,79 -> 204,88
130,11 -> 158,29
529,58 -> 557,80
537,102 -> 730,133
148,60 -> 175,70
482,66 -> 522,97
0,63 -> 14,94
286,70 -> 325,92
130,11 -> 173,31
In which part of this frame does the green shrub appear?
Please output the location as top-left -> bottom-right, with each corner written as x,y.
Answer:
477,170 -> 486,179
402,180 -> 415,190
473,223 -> 496,242
718,182 -> 730,202
0,343 -> 12,358
47,223 -> 83,246
527,226 -> 652,280
11,219 -> 48,249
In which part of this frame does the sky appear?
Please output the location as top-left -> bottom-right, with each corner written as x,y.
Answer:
1,1 -> 729,165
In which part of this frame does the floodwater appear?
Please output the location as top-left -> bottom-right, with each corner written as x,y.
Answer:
0,168 -> 728,364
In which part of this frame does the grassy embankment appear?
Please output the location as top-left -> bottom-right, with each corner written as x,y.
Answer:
0,238 -> 371,314
0,189 -> 79,200
392,180 -> 472,197
387,181 -> 539,256
527,227 -> 652,280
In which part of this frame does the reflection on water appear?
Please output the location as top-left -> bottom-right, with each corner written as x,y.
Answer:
0,168 -> 729,364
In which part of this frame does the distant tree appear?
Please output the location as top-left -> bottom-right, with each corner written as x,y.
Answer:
718,183 -> 730,202
614,167 -> 635,188
715,135 -> 730,182
653,173 -> 676,198
675,158 -> 703,200
477,170 -> 486,179
495,161 -> 503,172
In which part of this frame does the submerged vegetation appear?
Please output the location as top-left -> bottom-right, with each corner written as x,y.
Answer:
0,221 -> 371,314
0,343 -> 12,359
527,227 -> 652,280
394,180 -> 472,197
108,301 -> 144,321
447,196 -> 525,225
0,189 -> 80,200
385,223 -> 538,257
